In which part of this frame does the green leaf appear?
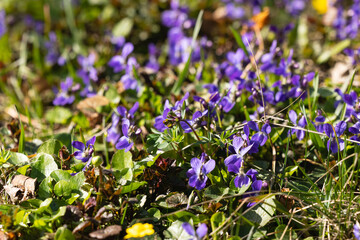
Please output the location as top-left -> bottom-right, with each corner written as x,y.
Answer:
229,26 -> 249,57
171,10 -> 203,94
55,226 -> 75,240
147,208 -> 161,220
30,153 -> 59,182
37,139 -> 63,156
164,220 -> 192,239
54,180 -> 72,197
317,39 -> 351,64
243,195 -> 276,227
17,165 -> 30,175
112,149 -> 133,181
8,152 -> 29,166
104,84 -> 121,104
38,177 -> 53,200
50,170 -> 72,182
211,212 -> 226,240
275,224 -> 298,240
112,18 -> 133,37
112,149 -> 133,170
120,181 -> 146,194
45,106 -> 72,124
69,171 -> 86,190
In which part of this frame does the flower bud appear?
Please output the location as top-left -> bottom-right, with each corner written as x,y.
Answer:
91,156 -> 102,167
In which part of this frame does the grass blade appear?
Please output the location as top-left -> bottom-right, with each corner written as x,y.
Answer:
171,10 -> 203,95
229,26 -> 249,57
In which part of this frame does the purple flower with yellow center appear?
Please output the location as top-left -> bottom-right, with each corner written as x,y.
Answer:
182,222 -> 208,240
53,77 -> 80,106
187,153 -> 215,190
72,136 -> 96,171
324,121 -> 346,153
288,110 -> 307,140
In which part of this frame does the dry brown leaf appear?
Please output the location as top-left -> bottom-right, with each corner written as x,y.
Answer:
251,7 -> 270,30
77,95 -> 109,112
4,175 -> 37,203
89,225 -> 122,239
11,175 -> 36,195
77,95 -> 109,127
3,185 -> 22,203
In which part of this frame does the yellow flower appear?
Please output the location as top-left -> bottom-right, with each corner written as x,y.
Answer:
124,223 -> 155,239
312,0 -> 328,14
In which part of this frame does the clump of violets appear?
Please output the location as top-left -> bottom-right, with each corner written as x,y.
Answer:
45,32 -> 66,66
182,222 -> 208,240
107,102 -> 141,152
77,53 -> 98,84
53,77 -> 80,106
186,153 -> 215,190
108,41 -> 140,92
154,92 -> 189,132
72,136 -> 96,172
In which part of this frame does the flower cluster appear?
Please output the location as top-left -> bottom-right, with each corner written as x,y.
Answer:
107,102 -> 141,152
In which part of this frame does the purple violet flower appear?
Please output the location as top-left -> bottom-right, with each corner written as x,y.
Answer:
45,32 -> 65,66
180,110 -> 208,133
161,0 -> 189,28
187,153 -> 215,190
107,103 -> 139,145
227,159 -> 258,188
108,43 -> 134,73
246,179 -> 263,207
72,136 -> 96,171
354,222 -> 360,240
349,122 -> 360,143
182,222 -> 208,240
154,92 -> 189,132
288,110 -> 307,140
0,10 -> 6,38
224,136 -> 253,168
324,121 -> 347,153
145,43 -> 160,72
53,77 -> 79,106
77,53 -> 98,84
115,118 -> 134,152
